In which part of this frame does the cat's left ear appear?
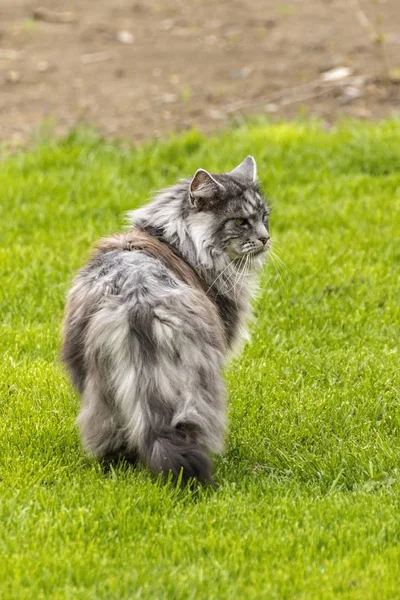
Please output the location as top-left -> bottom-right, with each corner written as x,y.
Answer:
229,155 -> 257,183
189,169 -> 225,207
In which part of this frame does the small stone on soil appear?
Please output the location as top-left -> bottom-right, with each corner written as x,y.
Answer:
321,67 -> 353,82
6,70 -> 21,83
116,30 -> 135,45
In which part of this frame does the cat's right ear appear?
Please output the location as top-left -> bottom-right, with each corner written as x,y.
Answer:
189,169 -> 225,208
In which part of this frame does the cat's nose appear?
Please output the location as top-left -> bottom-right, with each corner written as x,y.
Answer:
259,235 -> 270,246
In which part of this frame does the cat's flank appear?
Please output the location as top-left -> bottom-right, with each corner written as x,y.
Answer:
62,156 -> 271,484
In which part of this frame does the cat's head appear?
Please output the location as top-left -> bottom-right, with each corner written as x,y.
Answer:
186,156 -> 270,268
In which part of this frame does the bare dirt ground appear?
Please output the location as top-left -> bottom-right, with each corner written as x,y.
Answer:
0,0 -> 399,147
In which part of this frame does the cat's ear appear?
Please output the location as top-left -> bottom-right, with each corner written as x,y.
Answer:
189,169 -> 225,207
229,155 -> 257,183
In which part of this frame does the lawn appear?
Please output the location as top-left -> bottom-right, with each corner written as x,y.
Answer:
1,121 -> 400,599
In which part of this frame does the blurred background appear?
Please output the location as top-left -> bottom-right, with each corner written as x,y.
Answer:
0,0 -> 399,147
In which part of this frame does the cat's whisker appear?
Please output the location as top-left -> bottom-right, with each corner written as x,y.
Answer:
271,253 -> 297,281
232,254 -> 250,307
268,252 -> 293,294
268,252 -> 288,283
218,260 -> 241,298
224,256 -> 245,303
269,245 -> 300,280
268,250 -> 287,274
235,260 -> 248,306
227,261 -> 243,307
268,259 -> 286,288
205,258 -> 236,295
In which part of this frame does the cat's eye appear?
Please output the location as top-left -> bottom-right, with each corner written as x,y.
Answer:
262,212 -> 270,225
234,218 -> 247,226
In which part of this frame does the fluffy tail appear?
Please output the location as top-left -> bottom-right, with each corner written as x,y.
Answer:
139,425 -> 213,486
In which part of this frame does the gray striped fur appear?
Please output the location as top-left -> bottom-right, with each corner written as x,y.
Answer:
62,156 -> 270,484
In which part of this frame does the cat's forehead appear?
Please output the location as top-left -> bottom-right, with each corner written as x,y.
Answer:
214,174 -> 267,215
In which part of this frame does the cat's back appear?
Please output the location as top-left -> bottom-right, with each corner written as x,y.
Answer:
63,231 -> 225,391
74,245 -> 182,303
67,240 -> 214,328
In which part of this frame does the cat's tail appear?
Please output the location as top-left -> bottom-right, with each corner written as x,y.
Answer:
139,425 -> 214,486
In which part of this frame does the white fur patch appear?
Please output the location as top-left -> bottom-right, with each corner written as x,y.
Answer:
186,212 -> 216,267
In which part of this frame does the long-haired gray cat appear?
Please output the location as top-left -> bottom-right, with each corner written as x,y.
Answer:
62,156 -> 270,484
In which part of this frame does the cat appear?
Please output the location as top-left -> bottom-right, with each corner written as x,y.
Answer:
62,156 -> 271,485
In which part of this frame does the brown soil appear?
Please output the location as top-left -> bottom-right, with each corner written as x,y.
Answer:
0,0 -> 399,147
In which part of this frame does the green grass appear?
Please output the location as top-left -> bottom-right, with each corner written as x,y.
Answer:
1,120 -> 400,599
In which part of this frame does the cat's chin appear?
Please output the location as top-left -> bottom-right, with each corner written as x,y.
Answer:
248,247 -> 267,258
249,252 -> 267,270
229,250 -> 266,270
242,247 -> 268,260
227,248 -> 265,261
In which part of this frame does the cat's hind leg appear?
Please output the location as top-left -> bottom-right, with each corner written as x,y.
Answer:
82,288 -> 226,485
77,373 -> 128,462
128,296 -> 226,485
